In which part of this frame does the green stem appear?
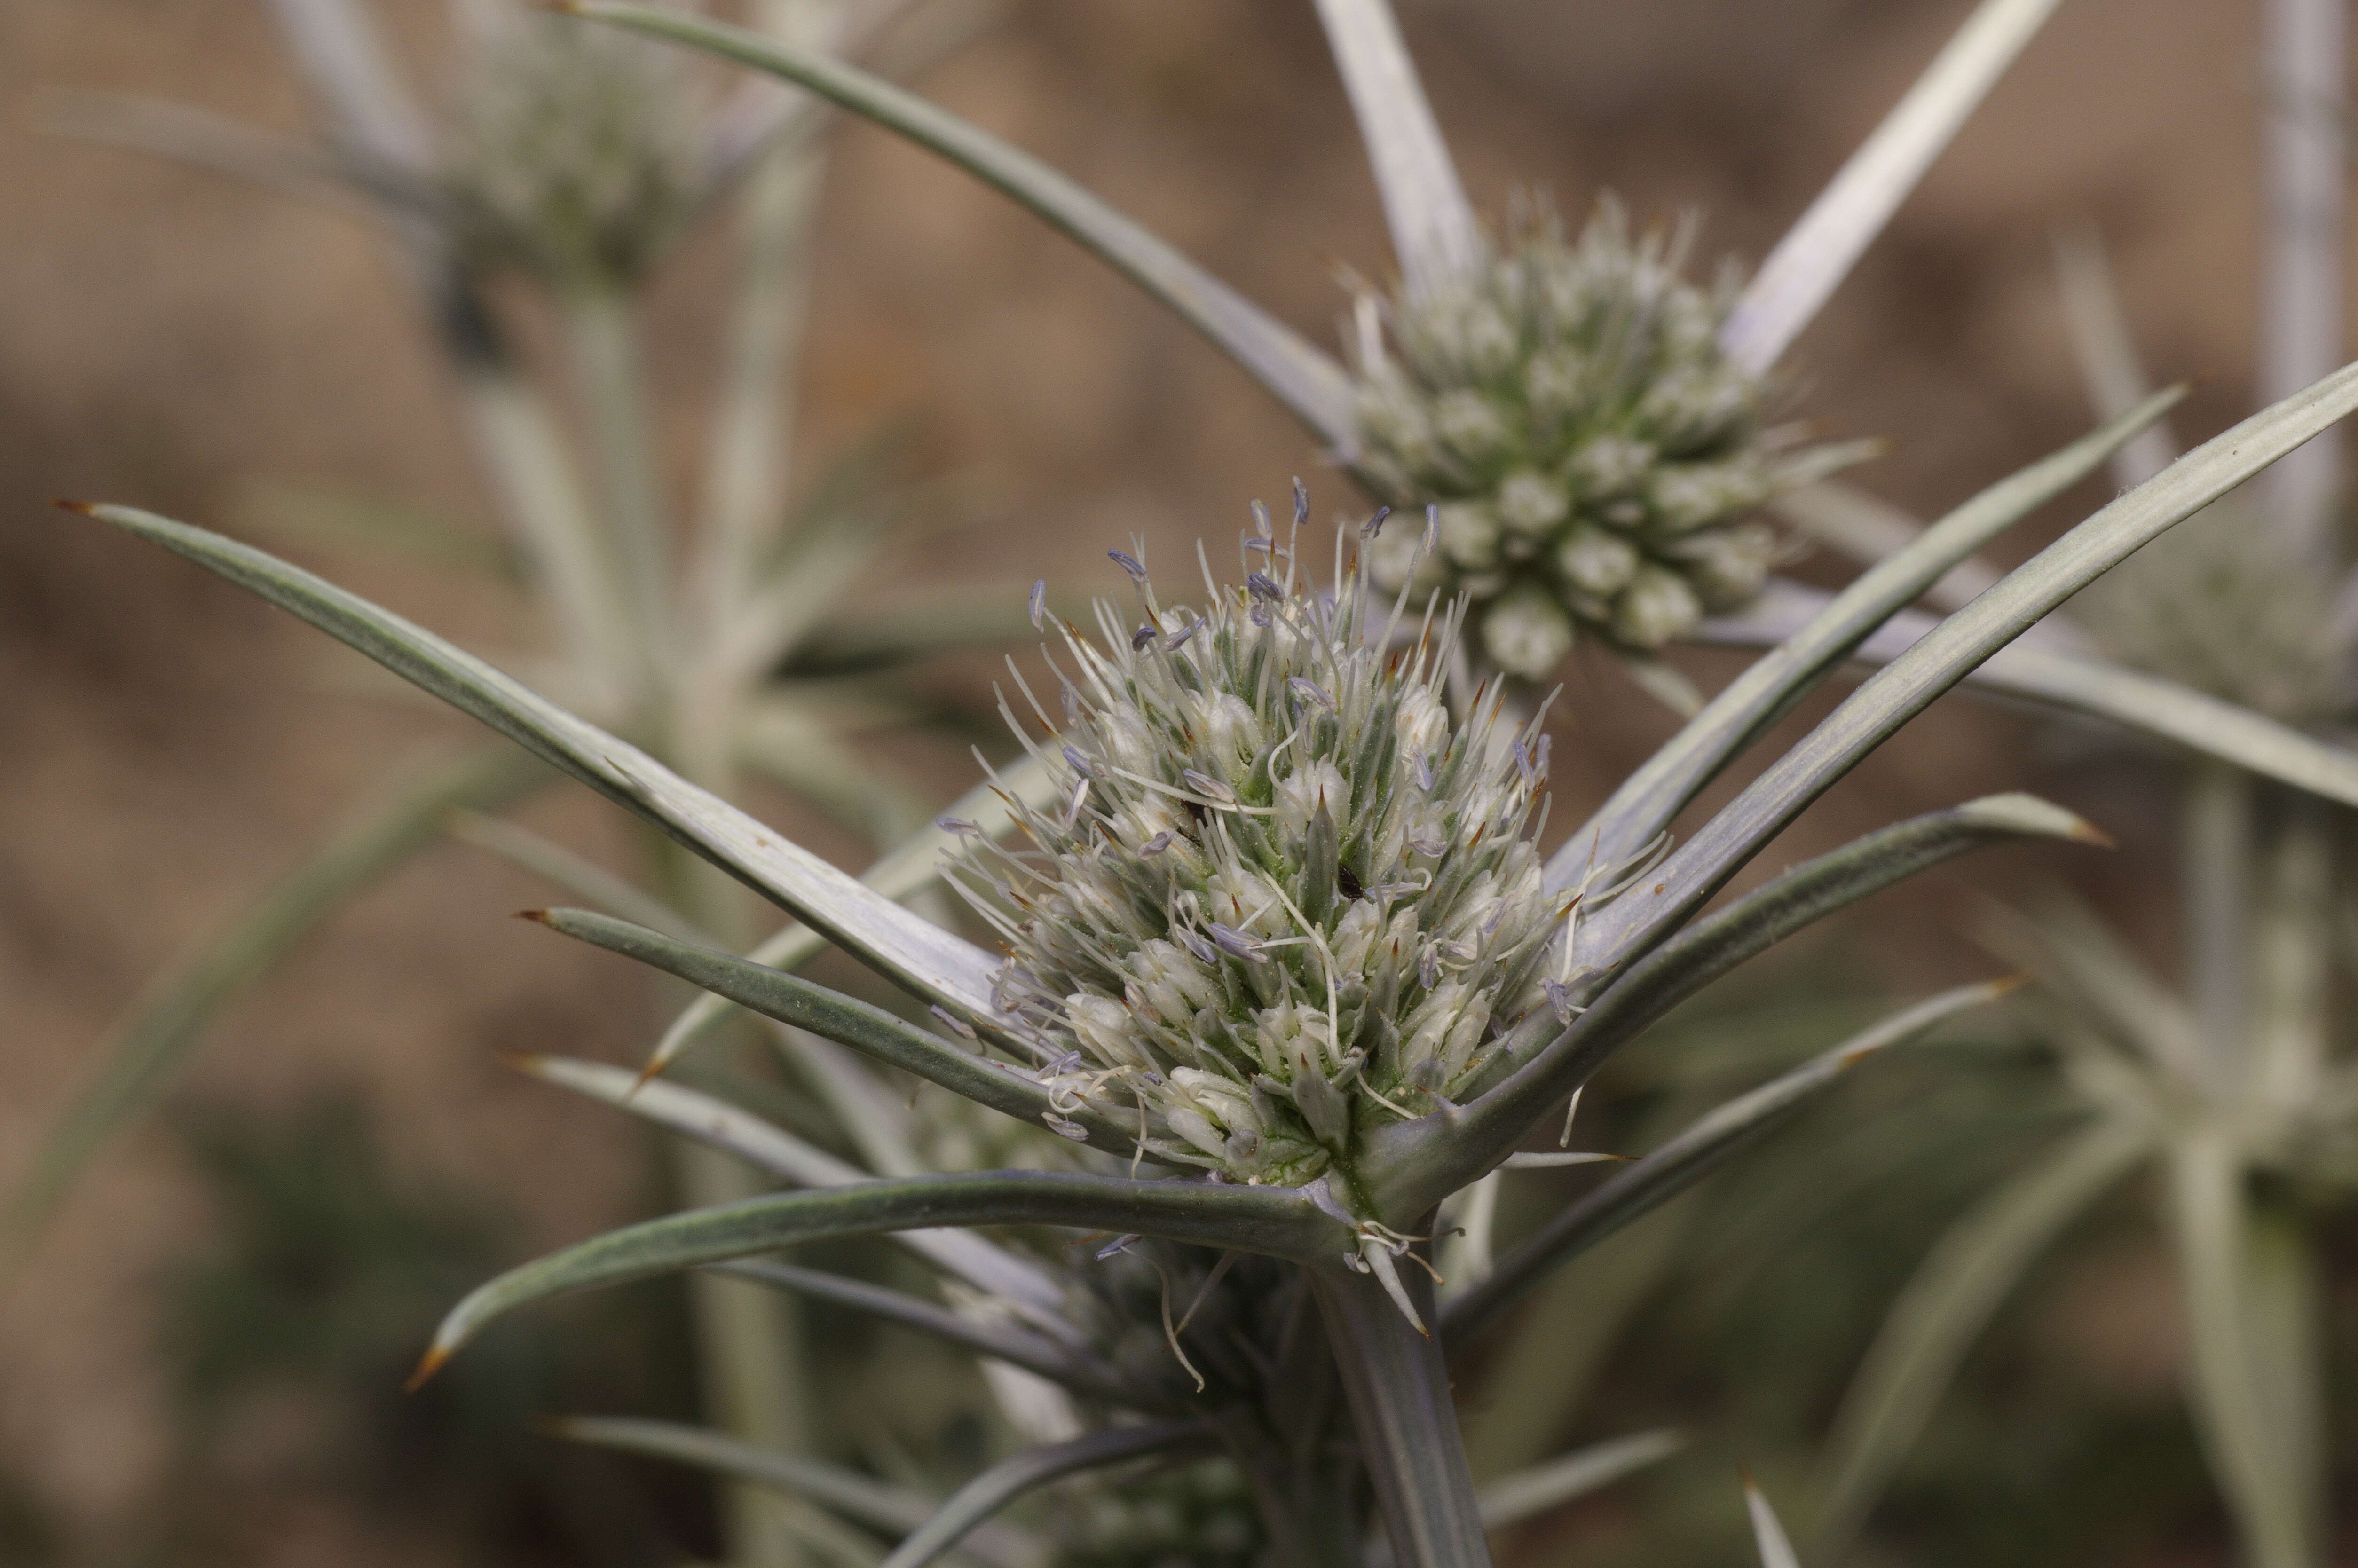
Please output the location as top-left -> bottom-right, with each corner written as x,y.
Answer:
562,281 -> 676,691
2183,757 -> 2254,1085
1311,1260 -> 1493,1568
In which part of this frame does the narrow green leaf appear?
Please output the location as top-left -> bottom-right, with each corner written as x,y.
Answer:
69,504 -> 1013,1038
544,1416 -> 1045,1568
416,1171 -> 1342,1378
1810,1117 -> 2149,1553
531,908 -> 1139,1158
36,89 -> 382,221
1744,1475 -> 1804,1568
1388,796 -> 2098,1214
570,2 -> 1356,443
512,1051 -> 1066,1312
1571,358 -> 2358,979
1550,388 -> 2178,889
1,744 -> 547,1268
1309,0 -> 1478,298
878,1422 -> 1212,1568
1443,981 -> 2010,1348
647,751 -> 1058,1079
1474,1428 -> 1684,1530
265,0 -> 435,172
1767,484 -> 2011,616
1695,582 -> 2358,811
449,812 -> 711,944
1719,0 -> 2066,373
715,1259 -> 1145,1410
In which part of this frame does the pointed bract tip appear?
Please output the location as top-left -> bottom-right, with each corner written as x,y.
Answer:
497,1050 -> 548,1074
51,499 -> 98,516
403,1342 -> 452,1394
526,1414 -> 580,1438
1989,972 -> 2031,998
516,908 -> 554,924
626,1056 -> 670,1098
2066,817 -> 2117,849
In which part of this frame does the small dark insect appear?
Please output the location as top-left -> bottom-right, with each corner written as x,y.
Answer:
1337,861 -> 1364,901
1183,797 -> 1209,827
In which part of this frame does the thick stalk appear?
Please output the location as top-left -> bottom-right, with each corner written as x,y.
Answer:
2183,759 -> 2254,1087
1311,1261 -> 1492,1568
563,282 -> 677,688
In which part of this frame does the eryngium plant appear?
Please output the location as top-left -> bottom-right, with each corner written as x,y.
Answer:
64,329 -> 2358,1560
1353,204 -> 1830,672
552,0 -> 2358,814
951,519 -> 1558,1189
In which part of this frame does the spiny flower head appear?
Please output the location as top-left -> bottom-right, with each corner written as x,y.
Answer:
1350,199 -> 1836,676
439,12 -> 700,289
948,499 -> 1568,1188
2073,495 -> 2353,724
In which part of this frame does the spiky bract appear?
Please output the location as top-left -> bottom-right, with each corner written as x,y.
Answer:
1351,201 -> 1832,676
440,14 -> 700,288
947,521 -> 1564,1188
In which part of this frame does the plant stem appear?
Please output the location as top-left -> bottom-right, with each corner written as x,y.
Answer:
563,281 -> 677,693
2261,0 -> 2348,564
2183,758 -> 2254,1086
1311,1259 -> 1493,1568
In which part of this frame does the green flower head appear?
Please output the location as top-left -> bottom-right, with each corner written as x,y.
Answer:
1350,198 -> 1838,676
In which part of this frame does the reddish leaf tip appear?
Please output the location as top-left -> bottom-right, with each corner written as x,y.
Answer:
403,1343 -> 451,1394
51,499 -> 98,516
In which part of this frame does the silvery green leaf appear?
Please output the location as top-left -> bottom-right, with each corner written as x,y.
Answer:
2051,222 -> 2179,489
571,2 -> 1356,444
1310,0 -> 1479,298
1552,388 -> 2178,889
2168,1127 -> 2321,1568
647,751 -> 1058,1079
543,1416 -> 1045,1568
714,1259 -> 1144,1410
0,744 -> 548,1267
531,907 -> 1137,1157
513,1052 -> 1068,1314
70,504 -> 1011,1034
1769,483 -> 2014,619
1719,0 -> 2066,373
1743,1475 -> 1804,1568
1811,1117 -> 2150,1553
448,812 -> 711,944
878,1422 -> 1211,1568
1399,797 -> 2096,1213
265,0 -> 434,171
1443,981 -> 2010,1348
1572,356 -> 2358,975
34,90 -> 386,221
414,1170 -> 1345,1379
1474,1428 -> 1684,1530
1696,582 -> 2358,811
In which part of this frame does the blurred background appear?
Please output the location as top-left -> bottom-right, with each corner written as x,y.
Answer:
0,0 -> 2344,1564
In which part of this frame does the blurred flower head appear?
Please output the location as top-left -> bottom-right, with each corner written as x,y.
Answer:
439,9 -> 702,289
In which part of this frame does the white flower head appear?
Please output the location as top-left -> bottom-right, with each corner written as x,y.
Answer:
948,510 -> 1565,1185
